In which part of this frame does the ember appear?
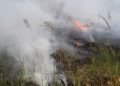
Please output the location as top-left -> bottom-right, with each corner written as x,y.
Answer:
73,40 -> 81,48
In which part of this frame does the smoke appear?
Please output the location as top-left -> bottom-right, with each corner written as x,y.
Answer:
64,0 -> 120,43
0,0 -> 58,85
0,0 -> 120,85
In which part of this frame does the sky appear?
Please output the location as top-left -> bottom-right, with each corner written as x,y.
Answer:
64,0 -> 120,21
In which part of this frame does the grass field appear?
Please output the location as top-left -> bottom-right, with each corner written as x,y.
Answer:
0,43 -> 120,86
53,43 -> 120,86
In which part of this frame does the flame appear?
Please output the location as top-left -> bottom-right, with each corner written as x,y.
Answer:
74,20 -> 88,32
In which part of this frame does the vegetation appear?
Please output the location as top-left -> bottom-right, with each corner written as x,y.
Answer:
0,51 -> 40,86
53,43 -> 120,86
0,43 -> 120,86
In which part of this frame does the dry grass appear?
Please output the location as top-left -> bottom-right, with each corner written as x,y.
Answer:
53,43 -> 120,86
0,43 -> 120,86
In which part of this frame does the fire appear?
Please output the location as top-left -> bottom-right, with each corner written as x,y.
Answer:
74,20 -> 89,32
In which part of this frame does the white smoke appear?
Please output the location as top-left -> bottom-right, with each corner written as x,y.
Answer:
0,0 -> 58,85
0,0 -> 120,85
64,0 -> 120,40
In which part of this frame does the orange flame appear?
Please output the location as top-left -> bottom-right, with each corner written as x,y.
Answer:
74,20 -> 88,32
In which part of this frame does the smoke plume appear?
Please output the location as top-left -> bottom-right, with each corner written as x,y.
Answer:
0,0 -> 120,85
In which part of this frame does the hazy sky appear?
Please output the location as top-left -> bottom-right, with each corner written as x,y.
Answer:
64,0 -> 120,22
